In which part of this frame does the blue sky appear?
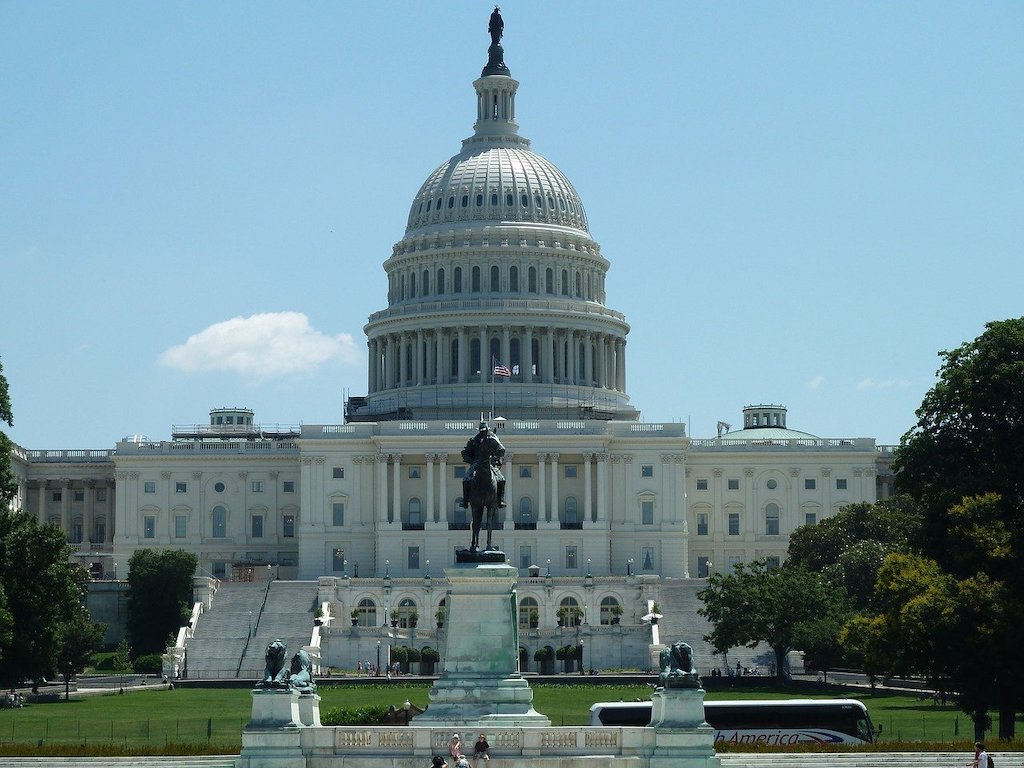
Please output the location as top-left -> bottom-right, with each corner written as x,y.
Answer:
2,1 -> 1021,449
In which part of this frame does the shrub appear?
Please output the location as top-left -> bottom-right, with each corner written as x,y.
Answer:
321,704 -> 392,726
421,647 -> 440,663
133,654 -> 163,674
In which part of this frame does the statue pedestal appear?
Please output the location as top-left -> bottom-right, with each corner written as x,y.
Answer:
238,688 -> 320,768
649,686 -> 720,768
413,562 -> 549,728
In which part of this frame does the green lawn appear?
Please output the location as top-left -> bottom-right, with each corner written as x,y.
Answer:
0,681 -> 1015,753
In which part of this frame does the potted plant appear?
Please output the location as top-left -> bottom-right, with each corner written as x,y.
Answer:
435,605 -> 446,629
350,608 -> 360,626
314,608 -> 324,626
533,646 -> 553,675
556,606 -> 568,627
649,602 -> 663,625
409,609 -> 418,628
527,607 -> 539,629
420,646 -> 440,675
610,605 -> 623,625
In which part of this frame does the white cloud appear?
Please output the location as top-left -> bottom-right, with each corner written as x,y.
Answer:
159,312 -> 361,378
807,375 -> 825,390
856,377 -> 912,391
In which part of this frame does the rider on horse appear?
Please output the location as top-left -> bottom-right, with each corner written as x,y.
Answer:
460,421 -> 507,508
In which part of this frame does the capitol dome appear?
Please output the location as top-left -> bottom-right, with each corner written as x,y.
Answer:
349,16 -> 637,424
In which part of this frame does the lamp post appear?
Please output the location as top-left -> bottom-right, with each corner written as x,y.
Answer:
376,641 -> 381,677
403,698 -> 411,725
546,559 -> 551,576
580,639 -> 585,676
248,610 -> 253,637
627,558 -> 633,576
343,559 -> 348,579
113,561 -> 118,580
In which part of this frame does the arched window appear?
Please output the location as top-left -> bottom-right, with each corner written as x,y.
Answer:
518,496 -> 534,527
400,274 -> 406,300
528,266 -> 537,293
408,498 -> 422,526
519,597 -> 540,629
558,596 -> 582,626
422,269 -> 430,296
397,598 -> 418,629
454,266 -> 462,293
600,596 -> 623,625
410,271 -> 416,297
211,505 -> 226,538
490,265 -> 500,292
561,269 -> 569,296
510,337 -> 521,372
472,266 -> 481,292
450,338 -> 459,378
545,268 -> 554,294
575,271 -> 582,297
357,598 -> 377,627
509,265 -> 519,292
765,503 -> 780,535
437,267 -> 445,294
470,338 -> 481,376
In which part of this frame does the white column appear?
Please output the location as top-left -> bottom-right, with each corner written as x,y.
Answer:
399,333 -> 408,387
478,324 -> 488,384
416,330 -> 424,385
391,454 -> 402,525
583,453 -> 593,523
549,453 -> 560,524
501,325 -> 510,372
537,453 -> 547,523
596,453 -> 608,524
523,326 -> 534,383
504,451 -> 514,517
438,454 -> 448,524
458,327 -> 468,383
584,333 -> 594,386
426,453 -> 435,523
377,453 -> 388,524
616,339 -> 626,391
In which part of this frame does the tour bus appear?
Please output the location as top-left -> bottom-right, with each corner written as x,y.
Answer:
588,699 -> 877,745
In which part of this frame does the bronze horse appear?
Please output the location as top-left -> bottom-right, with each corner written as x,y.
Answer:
467,433 -> 502,552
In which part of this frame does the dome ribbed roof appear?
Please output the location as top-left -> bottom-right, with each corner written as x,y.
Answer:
404,145 -> 589,235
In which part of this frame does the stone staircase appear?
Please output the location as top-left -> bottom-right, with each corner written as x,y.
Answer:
184,582 -> 269,679
656,578 -> 779,675
237,580 -> 319,680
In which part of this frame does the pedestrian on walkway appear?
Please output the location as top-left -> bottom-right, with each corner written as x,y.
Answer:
969,741 -> 991,768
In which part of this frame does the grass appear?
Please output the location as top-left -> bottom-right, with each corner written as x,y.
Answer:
0,681 -> 1020,755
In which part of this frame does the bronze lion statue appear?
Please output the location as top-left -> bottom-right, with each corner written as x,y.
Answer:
657,640 -> 700,689
288,649 -> 316,692
262,639 -> 289,687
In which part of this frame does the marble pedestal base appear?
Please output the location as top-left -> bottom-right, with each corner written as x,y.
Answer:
238,688 -> 321,768
412,561 -> 549,728
649,686 -> 720,768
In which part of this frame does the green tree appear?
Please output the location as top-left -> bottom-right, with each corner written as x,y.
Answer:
893,318 -> 1024,738
55,607 -> 105,700
126,549 -> 197,655
697,560 -> 846,680
0,509 -> 90,688
0,354 -> 18,508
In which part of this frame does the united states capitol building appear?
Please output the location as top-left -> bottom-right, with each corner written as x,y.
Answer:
7,16 -> 894,671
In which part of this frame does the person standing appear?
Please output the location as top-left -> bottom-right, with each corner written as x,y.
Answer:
970,741 -> 991,768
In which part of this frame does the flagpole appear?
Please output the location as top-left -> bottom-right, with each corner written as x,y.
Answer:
490,355 -> 495,420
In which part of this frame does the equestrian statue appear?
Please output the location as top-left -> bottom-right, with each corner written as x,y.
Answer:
460,421 -> 506,552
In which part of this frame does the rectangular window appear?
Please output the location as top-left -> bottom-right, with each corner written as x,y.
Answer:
836,478 -> 848,490
283,514 -> 295,538
641,464 -> 654,478
73,491 -> 85,502
333,467 -> 344,479
805,512 -> 817,526
144,481 -> 156,494
804,478 -> 816,490
175,481 -> 187,493
766,556 -> 781,570
408,546 -> 420,570
52,491 -> 62,502
283,481 -> 295,493
697,513 -> 709,536
698,556 -> 711,577
727,479 -> 739,491
252,480 -> 265,493
143,516 -> 155,539
564,465 -> 577,478
175,515 -> 187,538
212,562 -> 227,578
408,467 -> 421,479
278,551 -> 297,567
332,502 -> 345,527
641,546 -> 655,571
565,545 -> 578,570
766,507 -> 780,535
454,466 -> 466,478
696,479 -> 708,491
332,548 -> 345,571
728,512 -> 740,535
641,500 -> 654,525
252,515 -> 264,538
519,466 -> 532,478
728,555 -> 742,573
519,545 -> 532,570
96,489 -> 106,502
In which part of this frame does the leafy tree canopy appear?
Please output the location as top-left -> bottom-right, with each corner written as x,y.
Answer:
0,510 -> 90,687
55,606 -> 105,699
126,549 -> 197,655
0,355 -> 18,508
894,317 -> 1024,570
698,559 -> 846,680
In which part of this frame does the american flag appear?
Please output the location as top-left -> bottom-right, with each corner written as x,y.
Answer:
493,362 -> 512,378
